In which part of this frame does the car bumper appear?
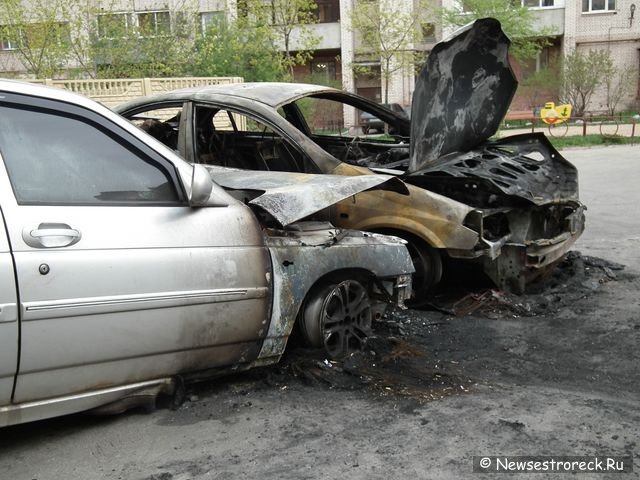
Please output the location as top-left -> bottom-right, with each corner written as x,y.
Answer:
481,204 -> 586,292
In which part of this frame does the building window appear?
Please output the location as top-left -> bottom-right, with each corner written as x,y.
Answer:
315,0 -> 340,23
97,13 -> 135,39
98,11 -> 183,39
201,11 -> 225,32
582,0 -> 616,12
0,26 -> 17,50
138,11 -> 171,37
23,22 -> 70,48
522,0 -> 555,7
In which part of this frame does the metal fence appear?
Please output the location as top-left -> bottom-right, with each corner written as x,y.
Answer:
500,114 -> 638,141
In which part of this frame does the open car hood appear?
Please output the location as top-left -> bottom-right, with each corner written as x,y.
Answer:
205,167 -> 408,226
409,18 -> 517,172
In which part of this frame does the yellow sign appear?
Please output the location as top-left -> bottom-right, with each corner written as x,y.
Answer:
540,102 -> 572,125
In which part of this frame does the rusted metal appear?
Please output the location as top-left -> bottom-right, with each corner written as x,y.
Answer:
205,167 -> 408,226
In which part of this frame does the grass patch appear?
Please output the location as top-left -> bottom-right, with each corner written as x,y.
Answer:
547,134 -> 636,149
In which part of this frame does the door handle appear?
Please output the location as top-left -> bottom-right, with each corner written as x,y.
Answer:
22,223 -> 82,248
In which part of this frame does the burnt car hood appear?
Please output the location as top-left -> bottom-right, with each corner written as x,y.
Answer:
404,133 -> 579,207
205,167 -> 408,226
409,18 -> 517,172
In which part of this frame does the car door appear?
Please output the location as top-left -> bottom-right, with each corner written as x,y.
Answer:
0,91 -> 271,404
0,212 -> 18,405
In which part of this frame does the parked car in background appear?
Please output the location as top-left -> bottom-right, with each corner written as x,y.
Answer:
0,79 -> 413,427
360,103 -> 409,134
116,19 -> 585,298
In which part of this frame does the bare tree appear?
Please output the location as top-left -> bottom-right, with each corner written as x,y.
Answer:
606,65 -> 638,116
193,14 -> 288,81
560,49 -> 613,117
349,0 -> 433,104
245,0 -> 320,78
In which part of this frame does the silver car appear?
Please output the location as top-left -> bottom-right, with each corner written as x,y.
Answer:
0,80 -> 413,427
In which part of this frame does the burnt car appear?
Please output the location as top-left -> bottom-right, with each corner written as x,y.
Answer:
0,79 -> 413,427
115,18 -> 585,296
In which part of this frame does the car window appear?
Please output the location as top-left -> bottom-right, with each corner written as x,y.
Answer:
128,105 -> 182,151
0,104 -> 180,205
294,97 -> 398,138
295,97 -> 351,136
194,106 -> 304,173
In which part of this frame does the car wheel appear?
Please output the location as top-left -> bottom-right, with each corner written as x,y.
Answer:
405,239 -> 442,303
300,279 -> 373,359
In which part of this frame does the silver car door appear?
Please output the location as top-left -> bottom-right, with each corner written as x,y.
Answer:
0,93 -> 271,404
0,209 -> 18,405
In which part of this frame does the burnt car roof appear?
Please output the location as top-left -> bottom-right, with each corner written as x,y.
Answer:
118,83 -> 342,111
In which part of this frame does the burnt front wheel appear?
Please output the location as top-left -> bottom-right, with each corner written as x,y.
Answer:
300,279 -> 373,359
406,239 -> 442,303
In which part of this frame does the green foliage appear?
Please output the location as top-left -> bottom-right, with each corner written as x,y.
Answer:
192,19 -> 288,82
89,2 -> 198,79
0,0 -> 73,78
350,0 -> 433,104
549,134 -> 635,149
0,0 -> 198,79
1,0 -> 320,80
561,49 -> 614,116
441,0 -> 555,62
519,65 -> 562,109
245,0 -> 320,77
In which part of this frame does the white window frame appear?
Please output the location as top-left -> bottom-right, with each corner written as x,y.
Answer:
521,0 -> 559,8
582,0 -> 617,13
200,11 -> 225,33
97,12 -> 136,39
0,38 -> 17,51
0,25 -> 18,51
137,10 -> 172,37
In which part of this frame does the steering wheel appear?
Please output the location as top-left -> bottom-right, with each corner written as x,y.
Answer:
341,135 -> 365,163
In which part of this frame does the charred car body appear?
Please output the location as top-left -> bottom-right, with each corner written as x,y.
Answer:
0,80 -> 413,427
116,18 -> 585,295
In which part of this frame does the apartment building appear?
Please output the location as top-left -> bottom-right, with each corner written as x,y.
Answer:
1,0 -> 638,113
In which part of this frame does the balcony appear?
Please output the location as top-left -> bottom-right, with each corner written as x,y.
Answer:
285,22 -> 341,51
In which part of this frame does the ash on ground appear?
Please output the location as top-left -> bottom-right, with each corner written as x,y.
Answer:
270,337 -> 472,403
179,252 -> 626,410
422,251 -> 625,319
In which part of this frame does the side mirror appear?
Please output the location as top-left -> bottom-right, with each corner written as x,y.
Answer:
189,164 -> 214,206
